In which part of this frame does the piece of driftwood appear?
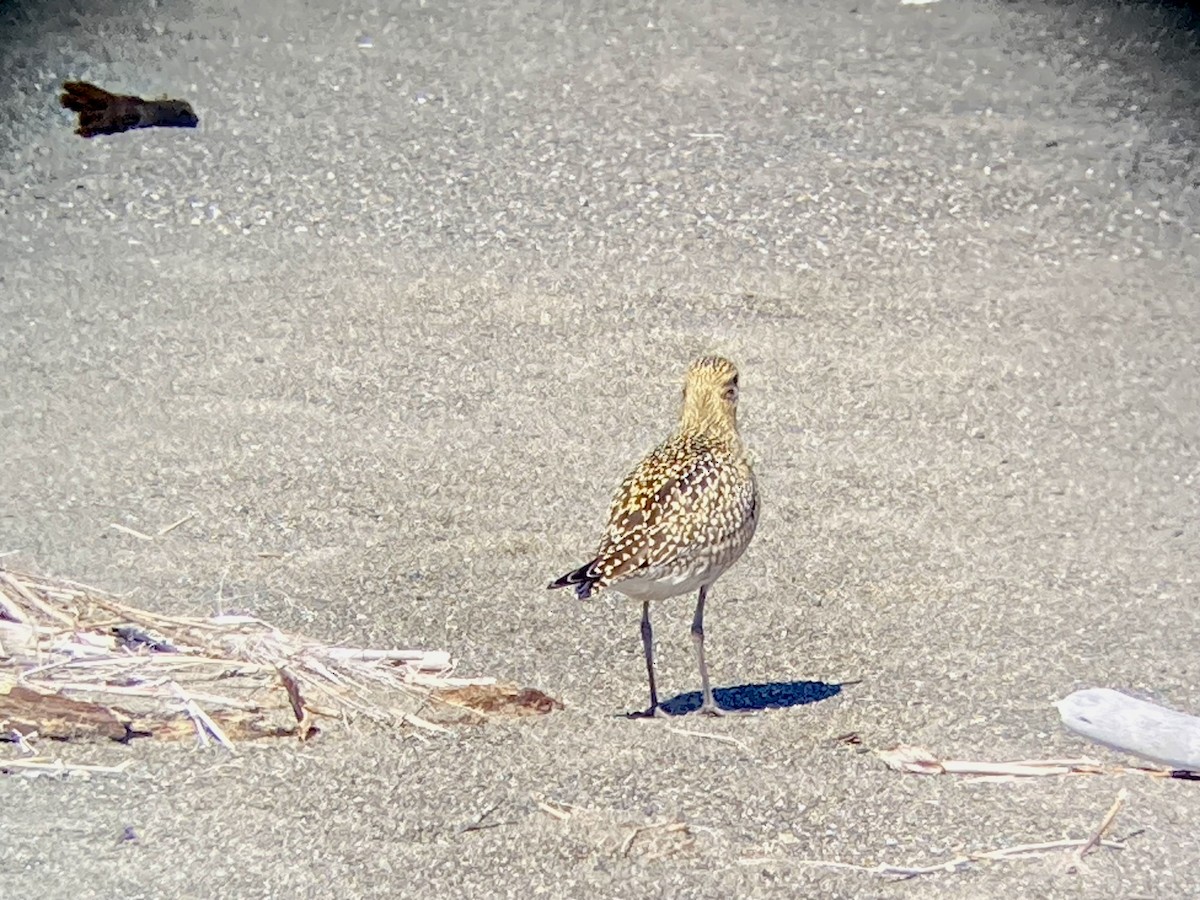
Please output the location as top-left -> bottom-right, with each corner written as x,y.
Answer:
0,683 -> 132,741
59,81 -> 198,138
0,680 -> 292,744
1057,688 -> 1200,772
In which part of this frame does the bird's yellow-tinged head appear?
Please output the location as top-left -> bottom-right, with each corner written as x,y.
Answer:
679,356 -> 741,438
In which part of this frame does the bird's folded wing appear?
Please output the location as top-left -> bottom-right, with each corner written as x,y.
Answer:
593,446 -> 723,581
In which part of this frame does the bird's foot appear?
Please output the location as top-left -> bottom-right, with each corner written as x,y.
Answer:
626,704 -> 672,720
695,703 -> 757,718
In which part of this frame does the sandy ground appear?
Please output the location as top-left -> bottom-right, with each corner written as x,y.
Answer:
2,0 -> 1199,896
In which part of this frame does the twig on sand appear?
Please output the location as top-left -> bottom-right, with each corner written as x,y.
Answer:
157,514 -> 194,537
666,726 -> 750,752
532,793 -> 581,821
401,712 -> 454,734
874,744 -> 1174,781
1077,788 -> 1127,863
0,571 -> 73,626
458,800 -> 505,834
109,523 -> 155,542
0,589 -> 30,624
740,837 -> 1128,880
276,666 -> 316,741
10,728 -> 39,755
531,793 -> 697,861
739,792 -> 1132,880
1,756 -> 134,779
536,801 -> 573,821
171,681 -> 235,751
323,648 -> 452,668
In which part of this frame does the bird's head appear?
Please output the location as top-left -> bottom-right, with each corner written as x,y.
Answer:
679,356 -> 741,438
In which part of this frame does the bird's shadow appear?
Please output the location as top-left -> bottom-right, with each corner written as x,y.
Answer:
632,680 -> 845,717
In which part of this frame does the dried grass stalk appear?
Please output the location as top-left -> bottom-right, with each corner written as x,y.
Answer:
873,743 -> 1177,780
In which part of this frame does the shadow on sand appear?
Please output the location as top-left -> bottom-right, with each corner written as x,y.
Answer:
640,680 -> 846,717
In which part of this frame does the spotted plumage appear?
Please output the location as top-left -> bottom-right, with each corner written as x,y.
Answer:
549,356 -> 759,716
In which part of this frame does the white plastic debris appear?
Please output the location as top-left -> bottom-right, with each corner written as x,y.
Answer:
1057,688 -> 1200,771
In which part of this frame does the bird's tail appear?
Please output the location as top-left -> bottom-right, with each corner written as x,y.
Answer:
548,561 -> 603,600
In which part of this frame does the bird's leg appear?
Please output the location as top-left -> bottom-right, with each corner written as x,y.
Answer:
638,600 -> 664,717
691,585 -> 723,715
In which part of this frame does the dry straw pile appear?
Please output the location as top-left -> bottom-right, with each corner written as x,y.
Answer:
0,566 -> 510,748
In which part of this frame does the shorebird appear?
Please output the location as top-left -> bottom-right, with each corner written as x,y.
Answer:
549,356 -> 759,716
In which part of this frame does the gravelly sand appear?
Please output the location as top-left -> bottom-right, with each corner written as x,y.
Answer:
2,1 -> 1198,896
